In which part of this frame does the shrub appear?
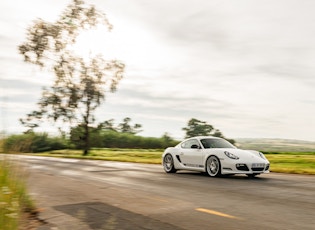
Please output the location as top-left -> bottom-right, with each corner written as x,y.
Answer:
97,131 -> 179,149
3,133 -> 68,153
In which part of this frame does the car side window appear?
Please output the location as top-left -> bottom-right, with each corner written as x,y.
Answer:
181,139 -> 199,149
201,139 -> 211,148
181,140 -> 189,149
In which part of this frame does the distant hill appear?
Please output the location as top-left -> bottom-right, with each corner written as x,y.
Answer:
235,138 -> 315,152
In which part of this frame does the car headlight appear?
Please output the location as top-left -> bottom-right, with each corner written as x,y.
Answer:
224,151 -> 239,160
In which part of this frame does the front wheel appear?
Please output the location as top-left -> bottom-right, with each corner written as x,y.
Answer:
163,154 -> 177,173
206,156 -> 221,177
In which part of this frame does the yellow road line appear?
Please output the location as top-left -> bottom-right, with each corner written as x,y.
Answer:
196,208 -> 243,220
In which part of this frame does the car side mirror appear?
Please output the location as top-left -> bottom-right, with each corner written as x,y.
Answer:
191,144 -> 200,149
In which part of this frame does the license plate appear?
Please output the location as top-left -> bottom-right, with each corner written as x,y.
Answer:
252,163 -> 265,168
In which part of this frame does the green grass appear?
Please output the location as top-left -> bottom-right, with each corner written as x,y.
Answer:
0,159 -> 35,230
34,149 -> 315,175
37,148 -> 163,164
264,152 -> 315,174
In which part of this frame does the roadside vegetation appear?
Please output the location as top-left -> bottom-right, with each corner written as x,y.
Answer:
37,148 -> 163,164
0,159 -> 36,230
1,132 -> 315,175
1,131 -> 315,175
262,152 -> 315,174
1,131 -> 178,153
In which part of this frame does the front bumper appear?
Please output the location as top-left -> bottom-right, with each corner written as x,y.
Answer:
221,162 -> 270,175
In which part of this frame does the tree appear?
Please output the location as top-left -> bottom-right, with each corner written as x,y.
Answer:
97,119 -> 117,131
117,117 -> 142,134
96,117 -> 142,134
212,128 -> 236,144
161,132 -> 173,143
182,118 -> 214,138
161,132 -> 178,148
182,118 -> 235,144
19,0 -> 124,155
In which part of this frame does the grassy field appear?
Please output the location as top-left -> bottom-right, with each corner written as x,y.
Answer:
37,148 -> 163,164
35,149 -> 315,175
264,152 -> 315,174
0,159 -> 35,230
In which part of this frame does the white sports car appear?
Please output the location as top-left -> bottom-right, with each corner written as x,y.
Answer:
162,136 -> 270,177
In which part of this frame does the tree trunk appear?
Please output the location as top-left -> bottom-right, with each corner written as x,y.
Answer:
82,123 -> 89,156
82,101 -> 91,156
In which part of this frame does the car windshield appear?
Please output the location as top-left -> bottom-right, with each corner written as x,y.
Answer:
200,138 -> 236,149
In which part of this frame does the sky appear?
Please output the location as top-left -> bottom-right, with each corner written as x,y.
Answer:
0,0 -> 315,141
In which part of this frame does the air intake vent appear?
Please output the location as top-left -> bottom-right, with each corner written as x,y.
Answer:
236,164 -> 249,171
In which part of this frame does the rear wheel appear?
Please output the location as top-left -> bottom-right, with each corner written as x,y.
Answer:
163,154 -> 177,173
206,156 -> 221,177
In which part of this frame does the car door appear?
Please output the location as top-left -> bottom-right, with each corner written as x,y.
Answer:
180,139 -> 203,168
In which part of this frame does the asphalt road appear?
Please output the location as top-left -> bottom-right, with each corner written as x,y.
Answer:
5,155 -> 315,230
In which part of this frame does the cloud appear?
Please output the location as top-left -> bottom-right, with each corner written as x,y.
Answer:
0,0 -> 315,141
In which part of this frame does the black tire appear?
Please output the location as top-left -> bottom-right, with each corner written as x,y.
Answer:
206,156 -> 221,177
163,154 -> 177,173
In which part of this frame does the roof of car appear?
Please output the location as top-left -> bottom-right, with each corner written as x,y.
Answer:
186,136 -> 222,140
